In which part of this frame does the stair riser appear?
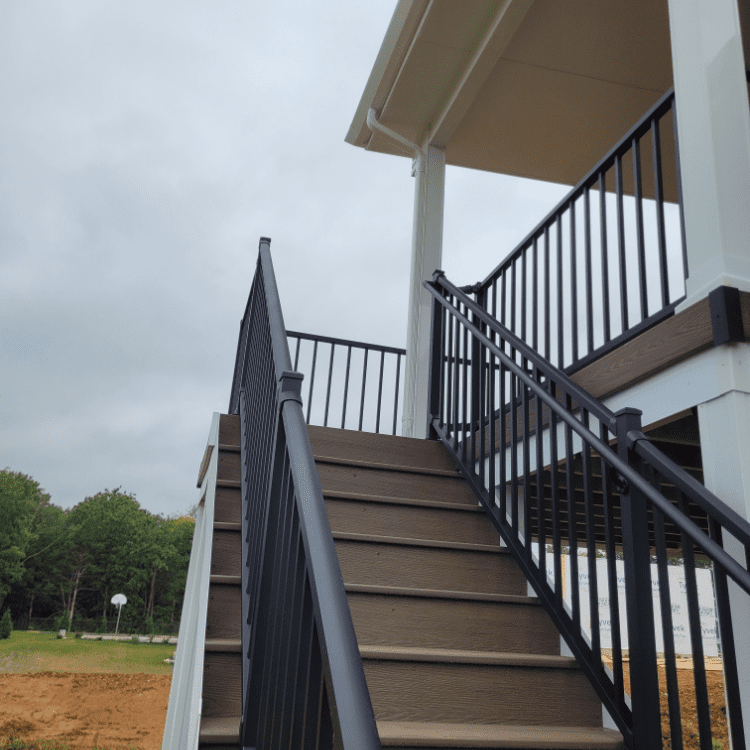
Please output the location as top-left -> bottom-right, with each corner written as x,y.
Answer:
202,651 -> 242,717
335,540 -> 527,595
317,464 -> 477,505
214,486 -> 241,525
348,593 -> 560,654
308,425 -> 457,471
364,660 -> 602,726
218,414 -> 240,447
206,584 -> 241,640
217,450 -> 241,482
326,498 -> 500,547
211,529 -> 241,577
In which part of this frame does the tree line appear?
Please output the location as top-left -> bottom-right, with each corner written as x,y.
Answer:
0,469 -> 195,634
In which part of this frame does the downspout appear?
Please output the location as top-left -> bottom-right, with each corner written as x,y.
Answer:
366,108 -> 422,159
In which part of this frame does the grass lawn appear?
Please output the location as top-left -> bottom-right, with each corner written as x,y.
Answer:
0,631 -> 175,676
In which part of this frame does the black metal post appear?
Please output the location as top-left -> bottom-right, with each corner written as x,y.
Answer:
615,407 -> 662,750
427,270 -> 446,438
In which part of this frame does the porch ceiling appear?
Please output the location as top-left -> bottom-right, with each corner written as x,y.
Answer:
346,0 -> 676,187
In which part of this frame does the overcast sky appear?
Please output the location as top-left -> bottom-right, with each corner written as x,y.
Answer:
1,1 -> 569,518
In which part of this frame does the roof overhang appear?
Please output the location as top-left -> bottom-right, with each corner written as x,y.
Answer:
346,0 -> 679,187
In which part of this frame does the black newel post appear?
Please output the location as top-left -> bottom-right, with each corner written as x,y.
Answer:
616,407 -> 662,750
427,270 -> 445,439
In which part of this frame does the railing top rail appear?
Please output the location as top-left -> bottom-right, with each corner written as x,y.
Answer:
288,330 -> 406,356
258,238 -> 293,377
479,87 -> 677,289
426,272 -> 750,596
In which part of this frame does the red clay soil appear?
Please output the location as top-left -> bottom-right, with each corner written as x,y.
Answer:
619,662 -> 728,750
0,667 -> 729,749
0,672 -> 171,749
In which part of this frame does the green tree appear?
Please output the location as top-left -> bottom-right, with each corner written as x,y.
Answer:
0,470 -> 48,611
10,502 -> 71,627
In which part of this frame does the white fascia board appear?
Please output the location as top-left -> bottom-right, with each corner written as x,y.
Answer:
429,0 -> 535,148
345,0 -> 431,149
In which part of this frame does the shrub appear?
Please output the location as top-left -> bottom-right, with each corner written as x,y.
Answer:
0,608 -> 12,640
97,612 -> 108,634
144,616 -> 155,637
53,611 -> 71,633
130,635 -> 139,644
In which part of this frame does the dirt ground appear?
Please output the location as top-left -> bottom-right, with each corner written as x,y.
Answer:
618,660 -> 728,750
0,663 -> 729,749
0,672 -> 171,749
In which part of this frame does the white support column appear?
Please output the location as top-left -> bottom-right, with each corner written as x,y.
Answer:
402,144 -> 445,438
696,345 -> 750,749
667,0 -> 750,308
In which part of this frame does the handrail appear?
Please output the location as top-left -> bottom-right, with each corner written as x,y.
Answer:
473,87 -> 688,375
426,270 -> 750,750
287,330 -> 405,434
229,238 -> 380,749
161,413 -> 220,750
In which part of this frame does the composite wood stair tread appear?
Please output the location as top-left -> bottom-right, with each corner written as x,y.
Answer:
323,488 -> 486,511
314,453 -> 461,477
205,638 -> 241,652
360,645 -> 580,668
345,583 -> 540,603
377,721 -> 625,748
333,530 -> 504,552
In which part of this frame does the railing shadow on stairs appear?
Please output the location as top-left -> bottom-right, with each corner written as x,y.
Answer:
424,270 -> 750,750
227,237 -> 381,749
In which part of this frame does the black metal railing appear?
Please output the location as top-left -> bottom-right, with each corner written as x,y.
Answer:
474,88 -> 688,374
287,331 -> 405,435
426,269 -> 750,750
229,238 -> 380,750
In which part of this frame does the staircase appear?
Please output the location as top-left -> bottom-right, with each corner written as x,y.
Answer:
196,415 -> 624,748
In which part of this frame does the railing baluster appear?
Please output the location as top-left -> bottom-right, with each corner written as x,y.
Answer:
599,421 -> 624,711
569,204 -> 579,364
556,214 -> 564,369
393,352 -> 402,436
680,494 -> 713,750
599,170 -> 611,343
581,409 -> 599,659
358,348 -> 368,431
341,346 -> 352,430
461,307 -> 469,462
615,154 -> 628,333
632,136 -> 648,320
499,359 -> 507,524
544,225 -> 551,361
564,391 -> 580,625
653,504 -> 684,750
323,344 -> 335,427
521,246 -> 528,344
532,237 -> 539,352
375,350 -> 385,433
651,117 -> 670,309
584,187 -> 594,354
